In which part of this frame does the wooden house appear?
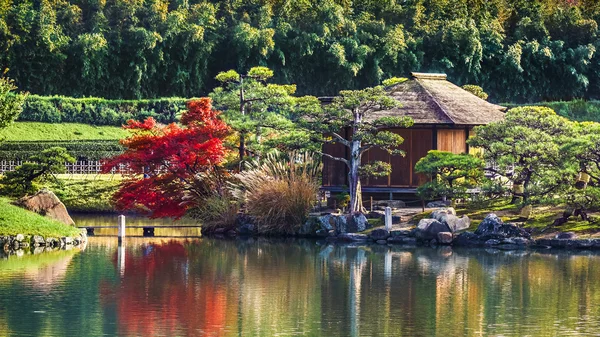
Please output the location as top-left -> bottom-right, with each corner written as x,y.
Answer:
321,72 -> 506,197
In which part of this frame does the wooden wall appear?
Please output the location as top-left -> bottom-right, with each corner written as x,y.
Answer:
437,129 -> 467,154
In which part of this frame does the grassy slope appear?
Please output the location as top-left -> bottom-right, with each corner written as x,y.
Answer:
0,197 -> 80,237
0,122 -> 128,141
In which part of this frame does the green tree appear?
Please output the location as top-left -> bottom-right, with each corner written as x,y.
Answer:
461,84 -> 488,100
290,85 -> 413,213
0,73 -> 27,129
0,147 -> 75,196
210,66 -> 296,164
414,150 -> 485,202
468,106 -> 577,205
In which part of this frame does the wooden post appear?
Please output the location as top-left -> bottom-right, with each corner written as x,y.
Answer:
385,207 -> 392,232
370,196 -> 373,212
118,215 -> 126,244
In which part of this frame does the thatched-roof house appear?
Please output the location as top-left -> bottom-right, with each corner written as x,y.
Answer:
322,72 -> 506,196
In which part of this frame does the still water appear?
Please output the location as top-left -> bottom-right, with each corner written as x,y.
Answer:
2,230 -> 600,336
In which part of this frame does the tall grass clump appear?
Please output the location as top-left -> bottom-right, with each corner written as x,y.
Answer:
231,151 -> 321,234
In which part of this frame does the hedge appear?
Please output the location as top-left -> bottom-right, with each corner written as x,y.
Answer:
0,140 -> 124,161
16,95 -> 189,126
504,100 -> 600,122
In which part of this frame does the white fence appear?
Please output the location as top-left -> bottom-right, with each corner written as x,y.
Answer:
0,160 -> 133,175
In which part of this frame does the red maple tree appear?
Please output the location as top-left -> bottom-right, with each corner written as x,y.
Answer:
102,98 -> 230,218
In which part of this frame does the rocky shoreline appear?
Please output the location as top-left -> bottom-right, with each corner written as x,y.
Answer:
207,208 -> 600,251
0,231 -> 87,257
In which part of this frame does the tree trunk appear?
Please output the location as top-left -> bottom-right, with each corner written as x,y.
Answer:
238,75 -> 246,164
348,140 -> 363,213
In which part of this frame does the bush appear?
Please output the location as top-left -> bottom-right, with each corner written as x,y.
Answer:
0,140 -> 123,161
230,151 -> 321,234
188,194 -> 240,232
17,95 -> 189,126
462,84 -> 489,100
49,179 -> 120,213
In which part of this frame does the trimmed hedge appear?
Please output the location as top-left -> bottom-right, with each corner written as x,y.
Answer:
17,95 -> 189,126
0,140 -> 124,161
504,100 -> 600,122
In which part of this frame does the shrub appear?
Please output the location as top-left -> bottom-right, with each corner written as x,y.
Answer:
188,194 -> 240,232
462,84 -> 489,100
230,151 -> 321,234
0,140 -> 123,161
17,95 -> 188,126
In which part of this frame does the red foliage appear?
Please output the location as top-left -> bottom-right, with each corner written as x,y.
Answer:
102,98 -> 230,218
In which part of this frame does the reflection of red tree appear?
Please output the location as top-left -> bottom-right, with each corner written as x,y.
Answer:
100,241 -> 230,337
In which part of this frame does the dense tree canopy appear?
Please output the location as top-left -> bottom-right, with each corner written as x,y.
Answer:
2,0 -> 600,102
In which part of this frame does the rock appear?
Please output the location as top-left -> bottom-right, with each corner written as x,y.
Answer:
496,244 -> 522,250
484,239 -> 501,246
12,240 -> 19,250
19,242 -> 29,248
238,222 -> 255,235
17,189 -> 75,226
575,239 -> 593,248
31,235 -> 45,247
556,232 -> 578,240
431,208 -> 456,219
392,215 -> 401,224
369,229 -> 390,241
453,232 -> 480,246
426,201 -> 450,208
227,230 -> 237,237
414,219 -> 451,241
46,237 -> 58,247
338,213 -> 369,233
376,240 -> 388,245
15,234 -> 24,242
337,233 -> 369,242
390,230 -> 411,237
317,214 -> 337,232
62,236 -> 73,245
437,232 -> 453,245
503,237 -> 531,246
387,236 -> 417,245
474,214 -> 530,239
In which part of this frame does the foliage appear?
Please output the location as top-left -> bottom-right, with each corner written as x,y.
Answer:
289,85 -> 413,213
188,194 -> 240,232
0,197 -> 79,237
16,95 -> 187,126
48,179 -> 120,213
101,98 -> 230,218
0,140 -> 123,161
0,147 -> 75,196
3,1 -> 600,102
210,67 -> 297,162
415,151 -> 485,201
506,100 -> 600,122
0,73 -> 26,129
0,122 -> 128,141
468,106 -> 578,205
461,85 -> 489,101
230,151 -> 321,234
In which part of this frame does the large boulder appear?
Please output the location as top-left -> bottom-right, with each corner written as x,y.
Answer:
414,219 -> 451,241
340,213 -> 369,233
431,208 -> 470,232
17,189 -> 75,226
369,228 -> 390,241
474,214 -> 530,239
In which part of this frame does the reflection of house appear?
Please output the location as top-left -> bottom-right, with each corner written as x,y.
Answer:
321,72 -> 506,196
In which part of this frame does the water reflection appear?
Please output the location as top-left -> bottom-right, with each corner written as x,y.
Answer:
2,238 -> 600,336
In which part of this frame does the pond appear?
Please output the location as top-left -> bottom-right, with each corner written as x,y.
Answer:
1,222 -> 600,336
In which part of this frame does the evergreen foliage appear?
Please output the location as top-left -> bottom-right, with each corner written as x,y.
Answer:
2,1 -> 600,102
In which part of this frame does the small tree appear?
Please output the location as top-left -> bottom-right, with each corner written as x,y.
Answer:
461,84 -> 488,100
101,98 -> 230,218
290,86 -> 413,213
210,67 -> 296,163
468,106 -> 577,205
414,150 -> 484,202
0,147 -> 75,196
0,72 -> 27,129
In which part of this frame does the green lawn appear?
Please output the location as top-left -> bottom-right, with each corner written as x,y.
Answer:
0,122 -> 128,141
0,197 -> 80,237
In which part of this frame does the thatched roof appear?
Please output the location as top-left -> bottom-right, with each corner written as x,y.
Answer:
369,72 -> 506,126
